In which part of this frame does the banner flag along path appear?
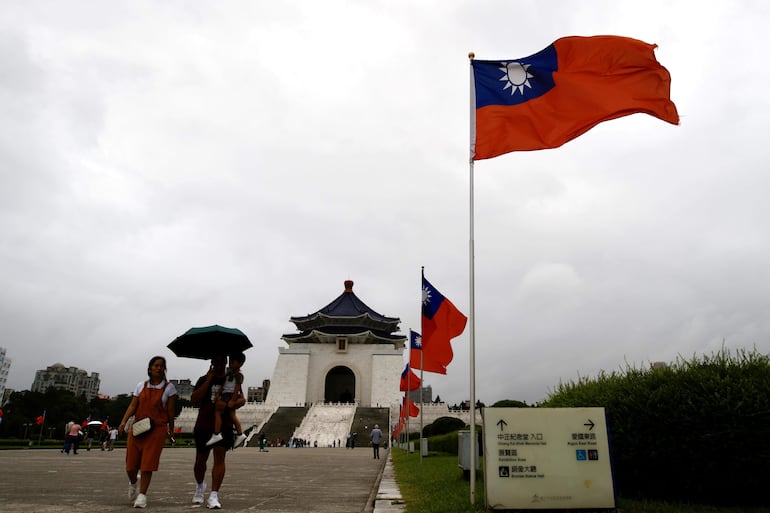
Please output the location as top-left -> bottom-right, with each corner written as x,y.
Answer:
403,394 -> 420,418
470,35 -> 679,159
409,329 -> 445,375
420,273 -> 468,374
400,363 -> 421,391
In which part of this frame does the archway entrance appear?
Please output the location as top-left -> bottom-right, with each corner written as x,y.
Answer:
324,366 -> 355,403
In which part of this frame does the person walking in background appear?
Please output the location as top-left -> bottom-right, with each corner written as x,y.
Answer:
191,355 -> 246,510
206,352 -> 247,449
258,433 -> 268,452
370,424 -> 383,459
63,420 -> 81,454
108,426 -> 119,451
118,356 -> 177,509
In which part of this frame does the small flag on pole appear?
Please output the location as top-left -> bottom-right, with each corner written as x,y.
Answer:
36,411 -> 46,426
402,395 -> 420,418
471,35 -> 679,159
400,363 -> 421,392
409,330 -> 445,375
420,275 -> 468,374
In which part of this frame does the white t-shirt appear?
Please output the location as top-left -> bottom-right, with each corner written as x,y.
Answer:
133,380 -> 177,406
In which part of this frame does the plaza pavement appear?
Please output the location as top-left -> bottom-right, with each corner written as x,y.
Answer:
0,446 -> 405,513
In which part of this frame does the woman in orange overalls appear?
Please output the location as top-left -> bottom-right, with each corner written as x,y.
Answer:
119,356 -> 177,509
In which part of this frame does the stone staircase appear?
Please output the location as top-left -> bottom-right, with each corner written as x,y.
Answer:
248,406 -> 308,446
350,407 -> 390,446
292,403 -> 356,447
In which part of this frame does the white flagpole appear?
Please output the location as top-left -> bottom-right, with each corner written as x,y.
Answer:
405,391 -> 409,450
468,51 -> 478,505
419,339 -> 424,464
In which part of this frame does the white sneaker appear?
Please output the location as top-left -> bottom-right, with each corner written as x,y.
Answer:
206,494 -> 222,509
192,483 -> 206,504
133,493 -> 147,508
128,481 -> 138,501
233,433 -> 247,449
206,433 -> 223,446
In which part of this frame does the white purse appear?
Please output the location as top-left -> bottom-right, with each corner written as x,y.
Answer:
131,417 -> 153,437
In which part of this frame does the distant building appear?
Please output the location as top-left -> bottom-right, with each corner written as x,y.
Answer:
170,379 -> 194,401
247,379 -> 270,402
266,279 -> 405,408
31,363 -> 100,401
408,385 -> 433,404
0,347 -> 10,400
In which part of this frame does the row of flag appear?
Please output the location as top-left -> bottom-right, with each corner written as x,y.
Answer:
394,35 -> 679,439
394,274 -> 468,438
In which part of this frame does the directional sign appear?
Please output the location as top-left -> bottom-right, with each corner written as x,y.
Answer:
482,407 -> 615,510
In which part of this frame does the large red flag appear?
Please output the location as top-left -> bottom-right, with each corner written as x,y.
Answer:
400,363 -> 421,392
471,35 -> 679,159
421,276 -> 467,374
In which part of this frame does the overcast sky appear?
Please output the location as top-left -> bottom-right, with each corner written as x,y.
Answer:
2,1 -> 769,406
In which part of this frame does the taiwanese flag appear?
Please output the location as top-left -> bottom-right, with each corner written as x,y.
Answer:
420,276 -> 467,374
402,395 -> 420,418
36,410 -> 46,425
409,330 -> 445,374
471,35 -> 679,159
400,363 -> 421,392
393,417 -> 405,438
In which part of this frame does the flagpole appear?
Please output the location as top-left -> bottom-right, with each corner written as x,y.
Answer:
405,391 -> 409,451
468,51 -> 478,505
420,267 -> 425,463
38,410 -> 46,446
419,334 -> 424,464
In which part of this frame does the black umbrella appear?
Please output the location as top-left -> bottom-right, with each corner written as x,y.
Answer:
168,324 -> 252,359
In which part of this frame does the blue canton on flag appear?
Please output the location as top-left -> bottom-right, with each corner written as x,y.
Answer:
473,44 -> 557,109
410,330 -> 422,350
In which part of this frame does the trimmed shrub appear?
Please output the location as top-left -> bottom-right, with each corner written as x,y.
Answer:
423,416 -> 465,437
541,347 -> 770,506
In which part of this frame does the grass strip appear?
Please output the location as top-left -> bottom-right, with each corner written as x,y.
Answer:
391,447 -> 770,513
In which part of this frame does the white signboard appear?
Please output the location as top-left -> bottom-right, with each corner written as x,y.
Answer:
482,407 -> 615,510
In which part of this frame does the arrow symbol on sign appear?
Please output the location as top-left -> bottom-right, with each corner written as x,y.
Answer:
584,419 -> 595,430
497,419 -> 508,431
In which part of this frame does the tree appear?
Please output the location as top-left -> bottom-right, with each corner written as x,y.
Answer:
491,399 -> 529,408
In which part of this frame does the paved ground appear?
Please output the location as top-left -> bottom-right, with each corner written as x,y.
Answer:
0,446 -> 400,513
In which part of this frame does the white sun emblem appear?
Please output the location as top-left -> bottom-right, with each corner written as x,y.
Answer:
422,286 -> 432,306
499,61 -> 533,95
414,335 -> 422,348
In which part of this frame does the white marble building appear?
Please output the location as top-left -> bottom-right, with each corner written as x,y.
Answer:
265,280 -> 406,410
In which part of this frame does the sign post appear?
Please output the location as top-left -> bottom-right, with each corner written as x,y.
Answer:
482,407 -> 615,510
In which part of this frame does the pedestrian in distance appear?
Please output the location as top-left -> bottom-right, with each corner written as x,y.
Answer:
118,356 -> 178,509
108,426 -> 119,451
370,424 -> 383,459
62,421 -> 81,454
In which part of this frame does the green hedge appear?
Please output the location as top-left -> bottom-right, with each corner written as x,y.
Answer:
541,347 -> 770,506
422,416 -> 465,437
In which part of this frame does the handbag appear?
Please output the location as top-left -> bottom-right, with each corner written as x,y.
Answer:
132,417 -> 153,437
